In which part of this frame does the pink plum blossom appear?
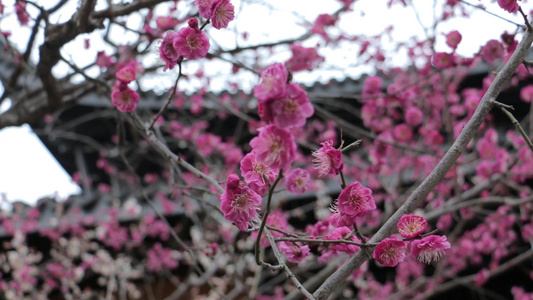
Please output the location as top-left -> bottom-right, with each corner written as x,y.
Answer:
253,63 -> 288,101
445,30 -> 462,49
190,94 -> 204,115
411,235 -> 451,264
116,66 -> 136,83
220,174 -> 262,231
96,51 -> 114,69
476,138 -> 498,159
511,287 -> 533,300
195,133 -> 220,156
481,40 -> 504,63
363,76 -> 382,95
373,236 -> 408,267
240,151 -> 278,195
257,98 -> 275,124
285,168 -> 312,195
111,87 -> 140,112
474,269 -> 490,286
15,2 -> 29,26
196,0 -> 212,18
312,140 -> 343,177
405,106 -> 423,126
339,0 -> 355,6
397,214 -> 427,239
270,83 -> 314,128
249,125 -> 296,170
285,44 -> 324,72
155,16 -> 179,31
337,181 -> 376,218
520,85 -> 533,103
330,211 -> 358,228
522,223 -> 533,241
173,19 -> 210,60
497,0 -> 520,13
310,219 -> 332,238
393,124 -> 413,143
159,31 -> 180,71
312,14 -> 337,41
210,0 -> 235,29
501,31 -> 518,53
278,242 -> 311,263
432,52 -> 454,69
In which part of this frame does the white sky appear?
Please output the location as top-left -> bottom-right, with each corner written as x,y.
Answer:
0,0 -> 526,206
0,121 -> 81,204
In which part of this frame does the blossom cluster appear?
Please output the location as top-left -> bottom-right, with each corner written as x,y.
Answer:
112,0 -> 234,112
254,63 -> 314,129
219,62 -> 316,230
373,214 -> 451,267
218,58 -> 452,270
197,0 -> 235,29
285,44 -> 325,72
220,174 -> 262,231
159,18 -> 210,70
158,0 -> 234,70
111,65 -> 140,112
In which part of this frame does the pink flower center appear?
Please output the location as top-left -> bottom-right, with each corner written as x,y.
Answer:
349,190 -> 364,208
120,93 -> 132,104
164,43 -> 177,57
283,99 -> 298,114
382,248 -> 397,260
216,6 -> 230,19
253,162 -> 266,174
269,140 -> 281,153
233,194 -> 247,210
404,221 -> 421,234
187,34 -> 199,49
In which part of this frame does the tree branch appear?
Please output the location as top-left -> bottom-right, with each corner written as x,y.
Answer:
93,0 -> 170,19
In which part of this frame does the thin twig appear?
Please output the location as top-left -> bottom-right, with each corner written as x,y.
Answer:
518,6 -> 533,31
116,116 -> 193,255
353,223 -> 372,260
117,115 -> 230,300
274,236 -> 377,248
265,225 -> 304,238
265,229 -> 316,300
492,100 -> 533,153
149,60 -> 183,130
340,140 -> 361,153
126,112 -> 225,193
424,195 -> 533,221
458,0 -> 525,28
255,170 -> 283,265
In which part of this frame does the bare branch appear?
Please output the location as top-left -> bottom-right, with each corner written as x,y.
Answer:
93,0 -> 170,19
